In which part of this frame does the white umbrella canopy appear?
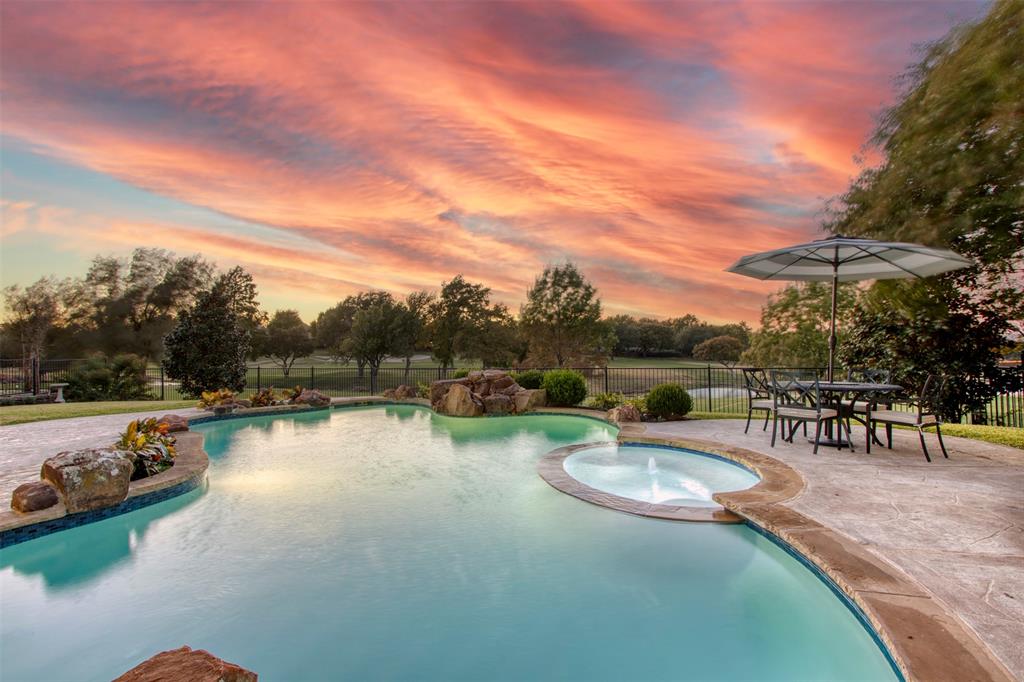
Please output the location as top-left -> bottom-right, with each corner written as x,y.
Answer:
726,235 -> 973,380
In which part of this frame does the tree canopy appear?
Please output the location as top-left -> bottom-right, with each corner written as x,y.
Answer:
256,310 -> 314,376
519,263 -> 613,367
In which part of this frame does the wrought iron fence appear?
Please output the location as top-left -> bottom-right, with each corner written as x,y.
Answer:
2,358 -> 1021,427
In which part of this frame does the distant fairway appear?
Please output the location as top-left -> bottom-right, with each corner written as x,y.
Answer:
246,354 -> 715,369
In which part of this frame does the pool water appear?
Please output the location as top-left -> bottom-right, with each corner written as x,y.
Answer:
563,443 -> 760,507
1,406 -> 897,681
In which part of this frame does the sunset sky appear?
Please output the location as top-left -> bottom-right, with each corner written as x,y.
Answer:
0,1 -> 985,323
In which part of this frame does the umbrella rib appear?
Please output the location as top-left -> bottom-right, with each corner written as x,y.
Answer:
852,245 -> 926,279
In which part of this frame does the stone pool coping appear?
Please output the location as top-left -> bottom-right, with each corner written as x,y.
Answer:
613,427 -> 1014,682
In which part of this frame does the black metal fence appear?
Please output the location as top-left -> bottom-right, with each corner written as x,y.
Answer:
2,358 -> 1021,428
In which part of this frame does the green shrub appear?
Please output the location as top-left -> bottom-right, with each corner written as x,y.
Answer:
645,383 -> 693,420
625,395 -> 647,415
542,369 -> 587,406
452,369 -> 470,379
586,392 -> 624,410
514,369 -> 546,389
417,381 -> 431,399
66,353 -> 152,402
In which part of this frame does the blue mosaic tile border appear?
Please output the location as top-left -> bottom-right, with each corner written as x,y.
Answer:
0,470 -> 207,549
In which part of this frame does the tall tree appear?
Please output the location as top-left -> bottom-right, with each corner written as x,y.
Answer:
314,291 -> 393,374
742,282 -> 858,368
256,310 -> 314,376
162,267 -> 262,396
428,275 -> 493,368
519,263 -> 614,367
343,294 -> 404,389
1,278 -> 69,390
391,291 -> 434,379
826,0 -> 1023,419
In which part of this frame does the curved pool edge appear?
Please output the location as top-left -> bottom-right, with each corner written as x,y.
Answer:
617,427 -> 1015,682
1,431 -> 209,548
537,442 -> 745,523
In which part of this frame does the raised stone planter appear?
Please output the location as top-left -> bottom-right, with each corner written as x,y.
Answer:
115,646 -> 257,682
431,371 -> 546,416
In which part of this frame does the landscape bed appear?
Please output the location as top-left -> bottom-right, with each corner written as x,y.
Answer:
0,405 -> 899,681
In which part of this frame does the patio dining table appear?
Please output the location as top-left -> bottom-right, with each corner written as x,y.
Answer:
793,380 -> 904,448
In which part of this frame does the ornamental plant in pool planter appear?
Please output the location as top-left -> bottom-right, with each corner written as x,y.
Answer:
645,383 -> 693,420
198,388 -> 236,408
249,388 -> 277,407
542,369 -> 587,407
586,392 -> 624,410
114,418 -> 177,479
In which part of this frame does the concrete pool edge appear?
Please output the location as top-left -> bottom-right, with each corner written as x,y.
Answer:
616,427 -> 1015,682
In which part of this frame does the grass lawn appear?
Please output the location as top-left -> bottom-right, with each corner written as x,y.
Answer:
0,400 -> 195,427
245,355 -> 716,369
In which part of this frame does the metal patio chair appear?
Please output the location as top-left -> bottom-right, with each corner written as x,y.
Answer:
844,368 -> 894,443
770,370 -> 852,455
866,375 -> 949,461
742,368 -> 774,434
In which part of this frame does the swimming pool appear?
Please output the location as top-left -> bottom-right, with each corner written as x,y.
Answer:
0,405 -> 897,680
563,443 -> 760,507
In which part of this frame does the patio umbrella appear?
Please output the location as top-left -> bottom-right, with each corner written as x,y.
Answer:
726,235 -> 972,381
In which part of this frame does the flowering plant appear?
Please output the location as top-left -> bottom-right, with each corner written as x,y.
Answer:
115,418 -> 177,479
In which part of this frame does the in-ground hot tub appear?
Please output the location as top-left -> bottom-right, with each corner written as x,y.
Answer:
563,442 -> 759,507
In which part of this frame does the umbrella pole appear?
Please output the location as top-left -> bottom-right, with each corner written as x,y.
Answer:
828,268 -> 838,382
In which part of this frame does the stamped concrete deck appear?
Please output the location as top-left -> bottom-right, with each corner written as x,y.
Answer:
634,419 -> 1024,680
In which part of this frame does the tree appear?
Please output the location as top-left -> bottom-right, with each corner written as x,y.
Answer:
257,310 -> 314,376
162,268 -> 261,396
1,278 -> 68,390
428,275 -> 494,368
455,303 -> 525,368
82,248 -> 213,359
519,263 -> 614,367
314,291 -> 393,374
343,294 -> 404,390
742,282 -> 858,368
391,291 -> 434,379
825,0 -> 1022,420
692,335 -> 745,367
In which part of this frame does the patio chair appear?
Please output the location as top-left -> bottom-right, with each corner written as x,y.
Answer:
866,375 -> 948,461
742,368 -> 774,434
844,368 -> 894,443
770,370 -> 851,455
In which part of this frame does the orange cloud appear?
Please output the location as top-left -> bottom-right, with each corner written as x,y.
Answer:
0,1 -> 983,323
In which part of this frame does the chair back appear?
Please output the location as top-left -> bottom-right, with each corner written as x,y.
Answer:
847,368 -> 892,384
742,368 -> 771,402
918,374 -> 947,419
770,369 -> 823,411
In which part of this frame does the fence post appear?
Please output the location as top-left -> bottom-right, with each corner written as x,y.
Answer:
32,356 -> 39,395
257,366 -> 261,391
706,364 -> 712,412
160,366 -> 165,401
310,366 -> 315,390
604,366 -> 609,394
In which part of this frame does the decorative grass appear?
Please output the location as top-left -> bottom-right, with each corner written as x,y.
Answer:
0,400 -> 195,427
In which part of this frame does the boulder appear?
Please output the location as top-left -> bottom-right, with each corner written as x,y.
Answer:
383,389 -> 397,399
607,404 -> 642,423
483,393 -> 513,414
467,370 -> 484,382
40,449 -> 134,514
10,481 -> 59,513
482,369 -> 507,381
293,389 -> 330,407
394,384 -> 417,400
475,381 -> 492,397
233,399 -> 253,409
114,646 -> 257,682
437,383 -> 483,417
491,375 -> 515,391
212,404 -> 236,416
513,388 -> 547,413
157,414 -> 189,433
499,382 -> 523,396
429,378 -> 470,405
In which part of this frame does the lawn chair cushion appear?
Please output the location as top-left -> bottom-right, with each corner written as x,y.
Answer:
777,406 -> 837,420
870,409 -> 937,426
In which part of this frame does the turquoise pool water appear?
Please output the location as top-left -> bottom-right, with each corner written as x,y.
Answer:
1,406 -> 897,681
563,444 -> 761,507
